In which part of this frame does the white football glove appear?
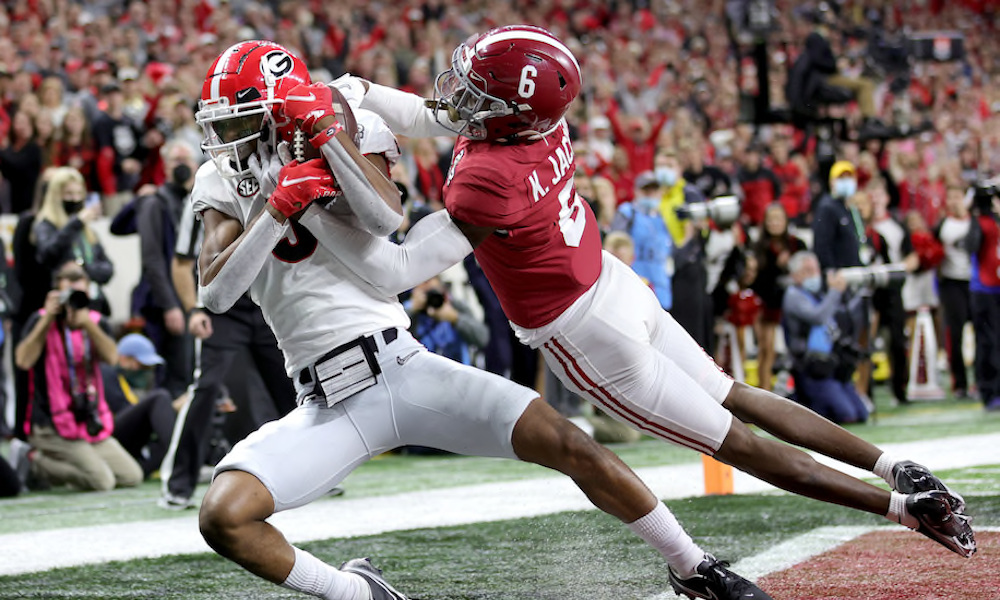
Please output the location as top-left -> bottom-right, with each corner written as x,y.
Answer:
330,73 -> 366,111
247,141 -> 293,198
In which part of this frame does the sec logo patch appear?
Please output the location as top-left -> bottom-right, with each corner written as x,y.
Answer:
237,177 -> 260,198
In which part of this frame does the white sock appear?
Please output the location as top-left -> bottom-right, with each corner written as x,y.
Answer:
282,547 -> 370,599
886,491 -> 918,529
873,452 -> 898,488
627,502 -> 705,578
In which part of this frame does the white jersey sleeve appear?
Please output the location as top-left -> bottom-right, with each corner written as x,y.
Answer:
358,83 -> 459,140
355,108 -> 401,167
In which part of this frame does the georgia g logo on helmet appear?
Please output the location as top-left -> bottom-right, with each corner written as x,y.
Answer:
196,41 -> 311,179
262,50 -> 294,80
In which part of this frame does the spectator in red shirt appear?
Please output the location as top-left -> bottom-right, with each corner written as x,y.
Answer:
736,143 -> 782,228
769,137 -> 808,223
50,105 -> 98,191
605,146 -> 636,207
92,82 -> 146,214
606,100 -> 667,175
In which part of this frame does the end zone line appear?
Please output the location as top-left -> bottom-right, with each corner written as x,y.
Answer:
643,525 -> 1000,600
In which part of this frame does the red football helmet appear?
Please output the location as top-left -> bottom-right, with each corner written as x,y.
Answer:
432,25 -> 582,141
196,41 -> 310,178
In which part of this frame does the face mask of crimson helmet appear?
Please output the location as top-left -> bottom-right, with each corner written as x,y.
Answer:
196,41 -> 310,178
430,25 -> 582,142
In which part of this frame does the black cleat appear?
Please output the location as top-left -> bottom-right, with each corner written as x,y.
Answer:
892,460 -> 965,512
341,557 -> 409,600
906,490 -> 976,558
668,554 -> 773,599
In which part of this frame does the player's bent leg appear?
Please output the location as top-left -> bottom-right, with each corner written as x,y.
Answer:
713,417 -> 890,516
199,470 -> 290,582
511,398 -> 657,522
201,470 -> 375,599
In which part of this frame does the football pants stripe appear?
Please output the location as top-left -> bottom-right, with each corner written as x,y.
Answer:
543,337 -> 715,455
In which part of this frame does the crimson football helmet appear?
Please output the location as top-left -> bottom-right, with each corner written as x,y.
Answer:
432,25 -> 582,141
196,41 -> 310,178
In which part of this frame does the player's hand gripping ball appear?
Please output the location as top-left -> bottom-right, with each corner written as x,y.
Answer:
268,159 -> 341,218
284,82 -> 359,161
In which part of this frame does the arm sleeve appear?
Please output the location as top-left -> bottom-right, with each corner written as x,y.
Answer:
451,299 -> 490,348
33,219 -> 84,266
136,195 -> 179,311
297,206 -> 473,297
199,213 -> 289,313
84,242 -> 114,285
783,288 -> 843,325
965,216 -> 983,255
359,83 -> 459,139
608,204 -> 634,233
317,137 -> 403,236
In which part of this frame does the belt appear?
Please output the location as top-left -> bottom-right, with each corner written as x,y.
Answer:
297,327 -> 399,394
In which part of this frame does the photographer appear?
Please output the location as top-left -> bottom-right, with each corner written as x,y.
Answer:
652,148 -> 714,349
13,261 -> 143,492
966,185 -> 1000,411
405,275 -> 490,366
782,251 -> 870,424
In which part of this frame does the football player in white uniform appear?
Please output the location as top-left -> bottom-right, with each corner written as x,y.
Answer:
190,41 -> 773,600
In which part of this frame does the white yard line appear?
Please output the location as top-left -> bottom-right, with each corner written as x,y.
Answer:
2,433 -> 999,577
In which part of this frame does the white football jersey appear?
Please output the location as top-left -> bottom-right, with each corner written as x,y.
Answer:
191,108 -> 409,376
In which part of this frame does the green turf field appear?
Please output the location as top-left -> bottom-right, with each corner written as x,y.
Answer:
2,392 -> 998,599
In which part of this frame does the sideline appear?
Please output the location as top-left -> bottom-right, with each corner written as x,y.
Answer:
3,432 -> 999,576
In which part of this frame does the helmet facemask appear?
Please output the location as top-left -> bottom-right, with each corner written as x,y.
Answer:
197,95 -> 280,179
431,44 -> 532,141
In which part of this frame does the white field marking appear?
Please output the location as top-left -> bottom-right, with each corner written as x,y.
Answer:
2,433 -> 999,576
642,526 -> 1000,600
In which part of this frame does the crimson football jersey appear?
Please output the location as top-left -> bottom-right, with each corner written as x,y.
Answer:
444,122 -> 602,328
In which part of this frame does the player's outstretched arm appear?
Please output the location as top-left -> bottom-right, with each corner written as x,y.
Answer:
298,207 -> 472,296
334,75 -> 458,139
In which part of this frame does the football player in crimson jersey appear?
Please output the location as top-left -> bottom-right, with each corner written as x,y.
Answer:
319,25 -> 976,572
190,40 -> 775,600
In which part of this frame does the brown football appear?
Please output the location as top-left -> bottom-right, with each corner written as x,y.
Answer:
291,84 -> 360,162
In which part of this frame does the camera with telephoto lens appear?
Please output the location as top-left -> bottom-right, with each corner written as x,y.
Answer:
59,289 -> 90,310
838,264 -> 907,289
424,289 -> 446,310
675,196 -> 741,228
71,387 -> 103,436
971,178 -> 1000,218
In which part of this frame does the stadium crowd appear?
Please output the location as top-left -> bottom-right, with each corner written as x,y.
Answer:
1,0 -> 1000,497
